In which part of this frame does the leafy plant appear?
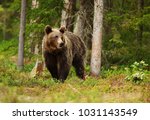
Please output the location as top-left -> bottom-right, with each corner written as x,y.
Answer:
125,61 -> 148,84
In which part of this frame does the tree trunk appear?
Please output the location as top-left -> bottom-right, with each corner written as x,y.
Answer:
105,0 -> 113,11
17,0 -> 26,70
74,0 -> 93,64
74,0 -> 93,49
73,0 -> 85,41
137,0 -> 144,45
90,0 -> 103,76
3,10 -> 6,40
61,0 -> 76,32
136,0 -> 144,60
29,0 -> 39,54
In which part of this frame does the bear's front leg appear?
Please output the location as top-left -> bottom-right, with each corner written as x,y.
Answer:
44,53 -> 59,79
57,58 -> 71,82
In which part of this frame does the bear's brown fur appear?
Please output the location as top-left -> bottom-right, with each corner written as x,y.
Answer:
43,25 -> 86,82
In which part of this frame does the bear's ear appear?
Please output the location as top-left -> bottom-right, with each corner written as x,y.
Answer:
45,25 -> 52,34
59,26 -> 66,34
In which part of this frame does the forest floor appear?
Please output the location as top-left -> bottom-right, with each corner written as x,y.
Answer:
0,40 -> 150,103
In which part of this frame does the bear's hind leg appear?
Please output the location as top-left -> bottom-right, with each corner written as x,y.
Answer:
73,58 -> 85,80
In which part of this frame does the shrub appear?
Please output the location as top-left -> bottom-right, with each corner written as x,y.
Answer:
125,61 -> 148,84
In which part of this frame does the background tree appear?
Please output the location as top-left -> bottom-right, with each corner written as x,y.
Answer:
0,0 -> 17,40
73,0 -> 93,64
73,0 -> 85,41
136,0 -> 144,60
90,0 -> 103,76
74,0 -> 93,49
0,0 -> 150,71
25,0 -> 63,57
17,0 -> 26,70
29,0 -> 39,54
61,0 -> 76,32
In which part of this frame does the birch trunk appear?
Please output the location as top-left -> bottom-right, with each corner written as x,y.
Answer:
73,0 -> 85,40
74,0 -> 93,49
17,0 -> 26,70
90,0 -> 103,76
137,0 -> 144,46
61,0 -> 76,32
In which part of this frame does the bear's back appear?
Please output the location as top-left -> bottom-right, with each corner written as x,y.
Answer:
64,31 -> 86,56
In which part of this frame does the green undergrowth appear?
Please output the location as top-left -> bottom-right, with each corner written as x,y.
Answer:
0,40 -> 150,103
0,57 -> 149,103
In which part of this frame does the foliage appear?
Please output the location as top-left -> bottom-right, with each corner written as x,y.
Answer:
25,0 -> 63,47
125,61 -> 149,84
0,0 -> 150,65
103,0 -> 150,65
0,39 -> 18,55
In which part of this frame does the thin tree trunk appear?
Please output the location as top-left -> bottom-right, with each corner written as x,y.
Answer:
29,0 -> 39,54
137,0 -> 144,45
61,0 -> 76,32
17,0 -> 26,70
74,0 -> 93,49
3,10 -> 6,40
136,0 -> 144,60
73,14 -> 84,39
74,0 -> 93,64
90,0 -> 103,76
73,0 -> 85,40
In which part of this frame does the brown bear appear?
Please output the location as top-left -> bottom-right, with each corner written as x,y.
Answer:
42,25 -> 86,82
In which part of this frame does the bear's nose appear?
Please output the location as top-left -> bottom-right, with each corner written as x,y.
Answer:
59,42 -> 64,47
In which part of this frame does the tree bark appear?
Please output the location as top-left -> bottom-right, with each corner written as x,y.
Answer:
136,0 -> 144,60
74,0 -> 93,49
61,0 -> 76,32
73,0 -> 93,64
3,12 -> 6,40
90,0 -> 103,76
73,0 -> 85,41
137,0 -> 144,45
105,0 -> 113,11
17,0 -> 26,70
29,0 -> 39,54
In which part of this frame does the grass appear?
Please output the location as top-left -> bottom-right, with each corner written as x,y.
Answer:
0,40 -> 150,103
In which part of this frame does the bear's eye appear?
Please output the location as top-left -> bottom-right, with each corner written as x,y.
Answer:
55,35 -> 58,38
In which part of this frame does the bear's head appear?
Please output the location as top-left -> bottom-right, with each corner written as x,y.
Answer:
44,25 -> 67,53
